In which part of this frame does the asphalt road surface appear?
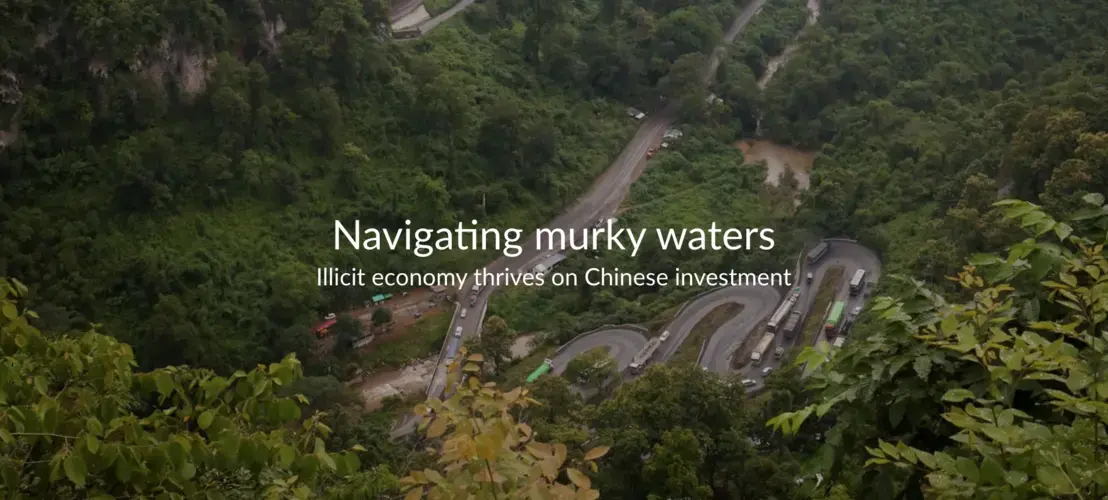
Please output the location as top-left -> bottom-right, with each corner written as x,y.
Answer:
550,328 -> 649,375
425,0 -> 768,404
391,0 -> 770,438
736,240 -> 882,389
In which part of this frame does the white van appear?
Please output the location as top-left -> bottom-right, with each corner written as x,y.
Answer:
659,330 -> 671,342
460,308 -> 468,319
453,326 -> 463,338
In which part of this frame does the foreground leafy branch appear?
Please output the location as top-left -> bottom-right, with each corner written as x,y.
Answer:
768,195 -> 1108,498
0,278 -> 364,499
401,350 -> 608,499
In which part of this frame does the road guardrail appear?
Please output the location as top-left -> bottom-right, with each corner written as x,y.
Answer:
554,324 -> 649,354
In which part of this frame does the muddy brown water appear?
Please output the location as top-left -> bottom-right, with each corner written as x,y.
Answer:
736,139 -> 815,189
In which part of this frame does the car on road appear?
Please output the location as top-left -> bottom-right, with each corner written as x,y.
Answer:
852,306 -> 862,316
453,326 -> 463,337
646,147 -> 657,159
460,308 -> 467,318
741,379 -> 757,387
807,272 -> 813,283
762,367 -> 774,377
659,330 -> 671,342
774,346 -> 785,359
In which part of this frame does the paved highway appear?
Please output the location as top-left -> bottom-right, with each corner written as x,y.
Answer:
423,0 -> 769,400
734,240 -> 882,390
390,0 -> 770,437
550,328 -> 649,374
540,240 -> 880,385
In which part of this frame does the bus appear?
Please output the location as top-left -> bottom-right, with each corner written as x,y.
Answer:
825,301 -> 846,336
849,269 -> 866,295
526,359 -> 555,384
807,242 -> 830,264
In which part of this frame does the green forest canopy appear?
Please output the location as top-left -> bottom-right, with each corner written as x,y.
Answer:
3,0 -> 1108,496
0,0 -> 744,373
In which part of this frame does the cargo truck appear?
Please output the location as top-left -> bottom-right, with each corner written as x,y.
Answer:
825,301 -> 846,337
766,288 -> 802,333
445,336 -> 461,362
468,283 -> 481,306
750,332 -> 775,365
526,359 -> 555,383
782,310 -> 802,340
629,338 -> 662,374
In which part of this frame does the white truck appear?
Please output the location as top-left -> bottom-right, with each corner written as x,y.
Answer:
750,333 -> 776,365
468,283 -> 481,306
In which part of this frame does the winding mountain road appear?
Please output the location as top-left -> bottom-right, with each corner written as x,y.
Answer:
390,0 -> 785,438
543,239 -> 881,392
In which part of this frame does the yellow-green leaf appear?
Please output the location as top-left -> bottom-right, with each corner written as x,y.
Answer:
426,418 -> 447,439
403,487 -> 423,500
566,468 -> 590,489
583,446 -> 609,461
1,302 -> 17,320
64,454 -> 87,487
197,410 -> 215,430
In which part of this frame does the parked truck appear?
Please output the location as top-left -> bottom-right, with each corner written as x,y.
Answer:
750,333 -> 775,365
782,310 -> 803,340
825,301 -> 846,337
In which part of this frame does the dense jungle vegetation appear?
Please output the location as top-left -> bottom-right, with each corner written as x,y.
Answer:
3,0 -> 1108,496
0,0 -> 744,373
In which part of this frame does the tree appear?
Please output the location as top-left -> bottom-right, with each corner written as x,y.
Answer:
400,350 -> 609,499
563,348 -> 618,392
588,365 -> 798,498
475,315 -> 516,373
371,308 -> 391,327
769,195 -> 1108,498
331,314 -> 363,358
0,278 -> 374,498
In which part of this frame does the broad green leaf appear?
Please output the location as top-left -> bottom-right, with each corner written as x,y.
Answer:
86,435 -> 100,454
33,376 -> 48,396
888,401 -> 906,428
198,410 -> 215,430
1,302 -> 16,320
64,454 -> 87,487
980,457 -> 1004,485
1065,370 -> 1092,392
1005,469 -> 1028,486
86,418 -> 103,437
913,356 -> 932,380
1035,466 -> 1075,494
954,457 -> 979,482
154,373 -> 174,397
1081,192 -> 1105,206
1053,222 -> 1073,241
942,389 -> 975,403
